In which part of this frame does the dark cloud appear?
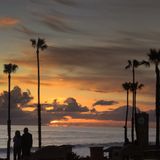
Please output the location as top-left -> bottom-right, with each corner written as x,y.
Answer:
7,45 -> 153,94
30,0 -> 76,6
0,86 -> 34,124
51,97 -> 89,112
64,97 -> 89,112
16,75 -> 53,86
29,2 -> 79,34
40,15 -> 78,33
0,86 -> 155,125
29,1 -> 86,35
90,108 -> 97,113
0,86 -> 58,125
46,46 -> 148,72
115,30 -> 160,48
8,45 -> 149,74
93,100 -> 118,106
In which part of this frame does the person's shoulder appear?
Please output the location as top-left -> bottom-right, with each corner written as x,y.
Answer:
29,132 -> 32,136
22,134 -> 25,138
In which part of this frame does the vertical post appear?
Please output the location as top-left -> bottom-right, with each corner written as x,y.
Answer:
37,48 -> 41,149
124,89 -> 129,142
156,65 -> 159,146
7,73 -> 11,160
131,66 -> 135,143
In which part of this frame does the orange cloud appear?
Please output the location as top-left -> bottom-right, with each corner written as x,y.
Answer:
0,17 -> 19,26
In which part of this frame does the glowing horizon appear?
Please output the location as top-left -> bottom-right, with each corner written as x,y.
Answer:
0,0 -> 158,126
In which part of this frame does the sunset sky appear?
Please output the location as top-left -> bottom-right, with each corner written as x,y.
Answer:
0,0 -> 159,126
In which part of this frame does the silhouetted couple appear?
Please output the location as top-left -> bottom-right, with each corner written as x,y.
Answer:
13,128 -> 32,160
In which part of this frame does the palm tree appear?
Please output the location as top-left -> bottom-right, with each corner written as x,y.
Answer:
122,82 -> 131,143
30,38 -> 47,148
130,82 -> 144,141
125,60 -> 149,143
148,49 -> 160,146
3,63 -> 18,160
130,82 -> 144,114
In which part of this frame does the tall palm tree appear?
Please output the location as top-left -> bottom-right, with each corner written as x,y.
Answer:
3,63 -> 18,160
30,38 -> 47,148
130,82 -> 144,114
125,60 -> 149,143
130,82 -> 144,141
122,82 -> 131,143
148,49 -> 160,146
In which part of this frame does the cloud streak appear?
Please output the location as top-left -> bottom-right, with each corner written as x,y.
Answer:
0,17 -> 19,26
15,25 -> 37,36
93,100 -> 118,106
6,45 -> 153,94
41,15 -> 77,33
54,0 -> 77,6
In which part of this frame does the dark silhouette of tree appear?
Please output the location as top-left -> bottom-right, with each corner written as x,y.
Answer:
130,82 -> 144,114
148,49 -> 160,146
125,60 -> 149,143
122,82 -> 131,143
30,38 -> 47,148
3,63 -> 18,160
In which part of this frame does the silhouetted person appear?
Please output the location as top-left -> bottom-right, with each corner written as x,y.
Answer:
13,130 -> 22,160
21,128 -> 32,160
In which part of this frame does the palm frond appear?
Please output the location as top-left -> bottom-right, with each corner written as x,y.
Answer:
41,44 -> 47,50
37,38 -> 45,48
130,82 -> 144,91
30,39 -> 36,48
138,83 -> 144,90
148,49 -> 160,65
31,37 -> 47,54
125,60 -> 132,69
122,82 -> 131,90
3,64 -> 11,73
12,64 -> 18,73
140,60 -> 150,67
133,59 -> 141,68
3,63 -> 18,74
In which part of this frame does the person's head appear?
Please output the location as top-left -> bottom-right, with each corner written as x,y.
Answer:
24,127 -> 29,134
15,130 -> 20,136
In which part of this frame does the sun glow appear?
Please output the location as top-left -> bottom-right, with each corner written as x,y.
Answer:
45,106 -> 53,111
49,116 -> 124,127
50,120 -> 61,124
56,97 -> 66,103
21,107 -> 35,112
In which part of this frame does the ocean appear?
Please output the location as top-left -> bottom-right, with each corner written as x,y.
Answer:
0,125 -> 156,159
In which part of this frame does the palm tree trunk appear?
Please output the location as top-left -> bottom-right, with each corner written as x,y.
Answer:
135,90 -> 137,115
7,73 -> 11,160
124,90 -> 129,142
37,49 -> 41,149
131,67 -> 135,143
134,89 -> 137,140
156,65 -> 159,146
